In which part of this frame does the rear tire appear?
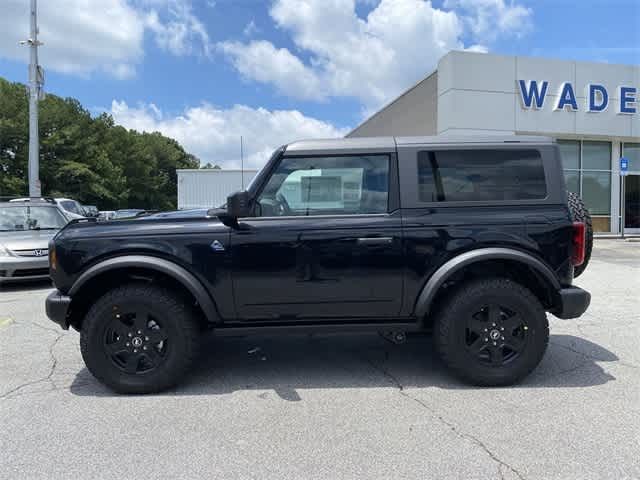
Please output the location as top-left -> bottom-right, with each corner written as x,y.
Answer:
567,191 -> 593,278
435,278 -> 549,386
80,283 -> 201,394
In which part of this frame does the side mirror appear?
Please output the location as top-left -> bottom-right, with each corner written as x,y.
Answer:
226,190 -> 252,218
207,191 -> 251,227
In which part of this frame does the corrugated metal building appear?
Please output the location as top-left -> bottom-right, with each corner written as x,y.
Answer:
177,169 -> 258,210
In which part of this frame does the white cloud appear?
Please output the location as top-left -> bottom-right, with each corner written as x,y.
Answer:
144,0 -> 212,57
219,40 -> 325,100
219,0 -> 532,110
0,0 -> 211,79
243,19 -> 260,37
444,0 -> 533,42
0,0 -> 145,78
110,100 -> 348,168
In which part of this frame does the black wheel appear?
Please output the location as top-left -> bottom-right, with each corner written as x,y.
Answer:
567,191 -> 593,278
80,284 -> 201,394
435,278 -> 548,386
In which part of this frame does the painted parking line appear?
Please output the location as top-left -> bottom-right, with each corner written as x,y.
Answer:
0,317 -> 14,328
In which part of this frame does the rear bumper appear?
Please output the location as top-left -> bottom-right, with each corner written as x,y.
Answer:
553,286 -> 591,319
45,290 -> 72,330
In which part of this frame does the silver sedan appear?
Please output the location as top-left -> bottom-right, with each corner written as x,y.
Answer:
0,202 -> 68,284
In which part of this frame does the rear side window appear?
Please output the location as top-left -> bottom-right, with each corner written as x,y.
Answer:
417,149 -> 546,202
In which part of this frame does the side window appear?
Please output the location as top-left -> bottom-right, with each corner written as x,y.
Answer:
256,155 -> 389,217
60,201 -> 80,214
417,149 -> 546,202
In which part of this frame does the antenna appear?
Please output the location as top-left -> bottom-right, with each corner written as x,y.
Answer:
240,135 -> 244,190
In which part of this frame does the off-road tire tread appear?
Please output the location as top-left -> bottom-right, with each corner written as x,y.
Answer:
567,191 -> 593,278
435,278 -> 549,386
80,283 -> 200,394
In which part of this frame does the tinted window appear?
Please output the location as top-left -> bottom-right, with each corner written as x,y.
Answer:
256,155 -> 389,216
60,200 -> 80,214
417,149 -> 546,202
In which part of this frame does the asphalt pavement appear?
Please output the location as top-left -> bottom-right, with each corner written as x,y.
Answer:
1,240 -> 639,479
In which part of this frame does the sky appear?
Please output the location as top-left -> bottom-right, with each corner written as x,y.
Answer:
0,0 -> 639,169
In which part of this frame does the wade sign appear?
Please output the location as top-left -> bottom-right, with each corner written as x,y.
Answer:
518,80 -> 637,114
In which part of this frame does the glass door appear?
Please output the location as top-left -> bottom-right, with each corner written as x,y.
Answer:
624,175 -> 640,234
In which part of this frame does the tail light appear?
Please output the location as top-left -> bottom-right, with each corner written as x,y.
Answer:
572,221 -> 586,266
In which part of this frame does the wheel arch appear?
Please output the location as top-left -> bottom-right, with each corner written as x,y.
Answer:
414,248 -> 561,320
67,255 -> 220,329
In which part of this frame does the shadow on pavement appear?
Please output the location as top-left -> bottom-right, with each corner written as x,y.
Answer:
0,279 -> 53,293
69,332 -> 617,399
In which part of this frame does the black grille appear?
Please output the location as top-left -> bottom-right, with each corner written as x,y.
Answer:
12,268 -> 50,277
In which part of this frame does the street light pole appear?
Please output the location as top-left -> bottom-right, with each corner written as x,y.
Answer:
25,0 -> 43,198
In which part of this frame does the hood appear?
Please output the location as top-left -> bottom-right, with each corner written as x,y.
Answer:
0,230 -> 58,251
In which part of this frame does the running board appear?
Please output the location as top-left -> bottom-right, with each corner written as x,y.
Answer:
213,321 -> 422,336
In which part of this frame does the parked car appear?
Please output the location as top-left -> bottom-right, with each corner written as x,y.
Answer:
82,205 -> 99,217
45,135 -> 591,393
0,200 -> 69,283
10,197 -> 86,219
143,208 -> 209,219
113,209 -> 146,219
97,211 -> 116,222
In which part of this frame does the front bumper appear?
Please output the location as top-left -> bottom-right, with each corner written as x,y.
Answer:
0,256 -> 50,283
45,290 -> 72,330
553,286 -> 591,319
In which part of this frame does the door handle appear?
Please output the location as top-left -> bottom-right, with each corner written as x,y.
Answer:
356,237 -> 393,245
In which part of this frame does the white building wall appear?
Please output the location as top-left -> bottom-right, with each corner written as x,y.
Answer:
177,169 -> 258,210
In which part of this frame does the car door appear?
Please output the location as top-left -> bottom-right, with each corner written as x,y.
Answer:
230,152 -> 403,321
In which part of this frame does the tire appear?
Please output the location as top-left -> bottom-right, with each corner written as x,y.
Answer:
567,191 -> 593,278
435,278 -> 549,387
80,283 -> 201,394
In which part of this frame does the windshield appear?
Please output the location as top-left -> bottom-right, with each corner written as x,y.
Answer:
0,206 -> 67,231
60,200 -> 81,214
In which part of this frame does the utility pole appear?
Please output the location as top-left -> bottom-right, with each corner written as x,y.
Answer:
22,0 -> 44,198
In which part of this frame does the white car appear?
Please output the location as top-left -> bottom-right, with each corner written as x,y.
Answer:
10,197 -> 85,219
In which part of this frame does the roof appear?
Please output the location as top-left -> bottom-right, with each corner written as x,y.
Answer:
283,135 -> 554,155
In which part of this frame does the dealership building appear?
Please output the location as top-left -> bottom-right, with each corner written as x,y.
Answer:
349,51 -> 640,234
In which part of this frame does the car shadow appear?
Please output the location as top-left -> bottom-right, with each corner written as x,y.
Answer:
69,333 -> 618,398
0,279 -> 53,292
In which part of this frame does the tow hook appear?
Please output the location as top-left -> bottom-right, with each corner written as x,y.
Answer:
379,331 -> 407,344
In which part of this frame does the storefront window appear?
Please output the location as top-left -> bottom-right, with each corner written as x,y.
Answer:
558,140 -> 580,169
557,139 -> 612,232
623,143 -> 640,171
581,171 -> 611,215
582,141 -> 611,170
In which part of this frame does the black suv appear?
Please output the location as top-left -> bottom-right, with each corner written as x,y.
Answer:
46,135 -> 591,393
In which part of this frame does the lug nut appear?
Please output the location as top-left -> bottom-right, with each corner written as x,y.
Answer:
523,326 -> 529,330
115,314 -> 120,318
133,349 -> 137,353
493,342 -> 497,346
143,346 -> 147,350
500,327 -> 504,331
484,328 -> 488,332
501,336 -> 504,340
492,323 -> 496,327
128,333 -> 132,337
145,336 -> 149,341
137,330 -> 142,334
484,337 -> 488,342
126,342 -> 130,347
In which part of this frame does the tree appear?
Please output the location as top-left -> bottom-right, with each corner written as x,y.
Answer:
0,77 -> 199,210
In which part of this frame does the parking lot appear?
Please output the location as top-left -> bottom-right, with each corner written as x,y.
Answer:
0,240 -> 638,480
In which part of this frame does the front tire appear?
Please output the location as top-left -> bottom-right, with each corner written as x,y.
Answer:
435,278 -> 549,386
80,284 -> 201,394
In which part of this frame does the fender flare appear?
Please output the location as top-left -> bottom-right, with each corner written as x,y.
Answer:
69,255 -> 219,322
414,247 -> 561,318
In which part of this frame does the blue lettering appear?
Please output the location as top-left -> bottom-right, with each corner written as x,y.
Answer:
587,84 -> 608,112
619,86 -> 637,114
556,82 -> 578,111
518,80 -> 548,109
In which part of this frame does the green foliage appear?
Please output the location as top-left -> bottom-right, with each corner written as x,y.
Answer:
0,77 -> 199,209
